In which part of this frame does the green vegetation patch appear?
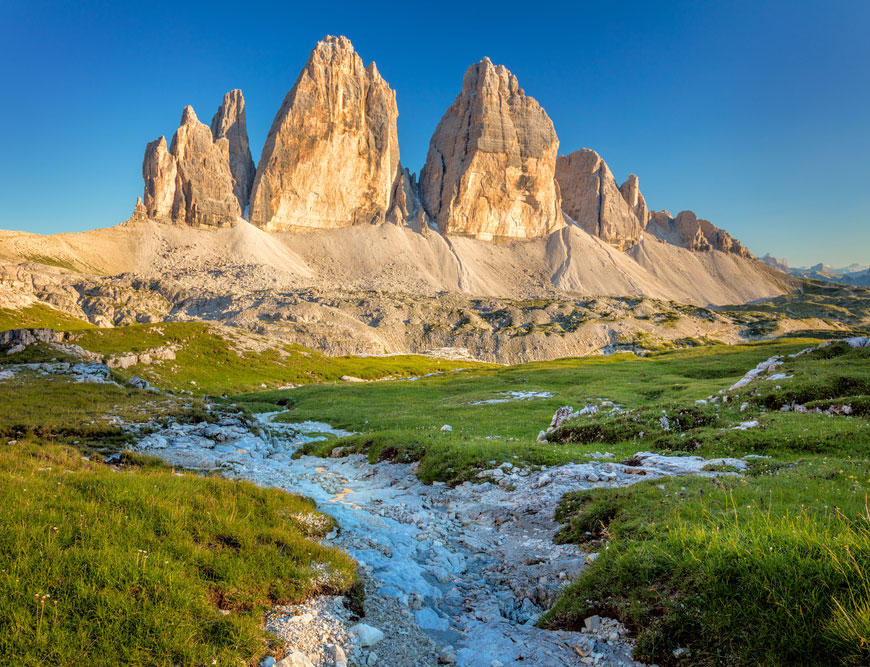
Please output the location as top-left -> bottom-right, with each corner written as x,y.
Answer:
0,303 -> 93,332
0,441 -> 355,665
66,322 -> 489,395
0,373 -> 357,665
0,373 -> 214,456
235,339 -> 824,484
542,465 -> 870,665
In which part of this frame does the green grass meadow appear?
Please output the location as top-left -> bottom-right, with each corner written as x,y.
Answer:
1,302 -> 870,665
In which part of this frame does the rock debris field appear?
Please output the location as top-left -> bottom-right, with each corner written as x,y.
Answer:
131,406 -> 749,666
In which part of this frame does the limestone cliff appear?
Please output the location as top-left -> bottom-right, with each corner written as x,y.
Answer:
249,36 -> 400,231
619,174 -> 649,228
419,58 -> 563,240
555,149 -> 643,250
142,105 -> 241,227
210,89 -> 255,211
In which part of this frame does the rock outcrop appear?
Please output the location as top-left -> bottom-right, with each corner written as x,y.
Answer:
619,174 -> 649,228
555,149 -> 644,250
142,105 -> 241,227
419,58 -> 563,240
760,254 -> 789,272
249,36 -> 400,231
210,89 -> 255,211
142,137 -> 178,219
647,209 -> 752,257
386,167 -> 423,227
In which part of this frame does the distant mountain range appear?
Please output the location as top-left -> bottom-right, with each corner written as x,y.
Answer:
760,255 -> 870,287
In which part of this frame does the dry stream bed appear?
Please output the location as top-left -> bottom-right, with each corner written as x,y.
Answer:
134,409 -> 747,666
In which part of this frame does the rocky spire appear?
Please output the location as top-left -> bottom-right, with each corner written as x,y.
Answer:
555,149 -> 644,250
210,89 -> 255,212
619,174 -> 649,228
141,105 -> 241,227
142,136 -> 177,219
419,58 -> 563,240
248,35 -> 401,231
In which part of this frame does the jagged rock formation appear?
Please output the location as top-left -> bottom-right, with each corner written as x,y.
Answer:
249,36 -> 400,231
142,137 -> 178,219
386,167 -> 425,229
555,149 -> 643,250
210,89 -> 255,211
142,105 -> 241,227
760,254 -> 789,272
619,174 -> 649,228
419,58 -> 563,240
647,210 -> 751,257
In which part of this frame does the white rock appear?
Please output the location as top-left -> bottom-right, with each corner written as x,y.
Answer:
732,420 -> 759,430
276,651 -> 314,667
350,623 -> 385,647
440,424 -> 453,432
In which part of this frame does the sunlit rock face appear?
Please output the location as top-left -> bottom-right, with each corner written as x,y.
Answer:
142,105 -> 241,228
555,149 -> 644,251
249,35 -> 401,231
210,89 -> 256,212
419,58 -> 563,240
619,174 -> 649,228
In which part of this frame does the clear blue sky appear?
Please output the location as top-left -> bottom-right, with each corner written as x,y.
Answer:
2,0 -> 868,266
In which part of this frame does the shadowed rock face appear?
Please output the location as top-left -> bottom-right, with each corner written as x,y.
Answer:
555,149 -> 644,251
419,58 -> 563,240
142,105 -> 241,228
249,35 -> 400,231
210,89 -> 255,212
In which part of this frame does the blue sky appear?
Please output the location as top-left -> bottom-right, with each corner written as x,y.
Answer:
2,0 -> 868,266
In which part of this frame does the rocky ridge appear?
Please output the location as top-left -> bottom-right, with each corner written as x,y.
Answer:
142,105 -> 243,227
555,149 -> 644,251
132,34 -> 752,260
646,209 -> 751,257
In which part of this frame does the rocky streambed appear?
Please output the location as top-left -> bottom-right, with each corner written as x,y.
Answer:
134,410 -> 748,667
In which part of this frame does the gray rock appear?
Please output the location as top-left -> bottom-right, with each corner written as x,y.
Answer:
584,615 -> 602,633
128,376 -> 150,390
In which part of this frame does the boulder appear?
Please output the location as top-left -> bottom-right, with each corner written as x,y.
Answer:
249,35 -> 400,231
210,89 -> 256,211
349,623 -> 385,647
555,149 -> 644,250
275,651 -> 314,667
419,57 -> 563,240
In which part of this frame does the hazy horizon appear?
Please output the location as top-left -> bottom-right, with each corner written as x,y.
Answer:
2,0 -> 868,266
